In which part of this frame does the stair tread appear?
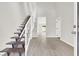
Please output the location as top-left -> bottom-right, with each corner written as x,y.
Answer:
11,36 -> 25,39
0,48 -> 25,52
20,16 -> 30,26
17,28 -> 23,30
19,26 -> 24,28
11,36 -> 21,39
6,41 -> 25,45
14,32 -> 21,34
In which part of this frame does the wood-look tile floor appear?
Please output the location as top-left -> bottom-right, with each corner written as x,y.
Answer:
27,37 -> 74,56
2,52 -> 25,56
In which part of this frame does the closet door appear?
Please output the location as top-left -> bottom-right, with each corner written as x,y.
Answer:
56,17 -> 61,37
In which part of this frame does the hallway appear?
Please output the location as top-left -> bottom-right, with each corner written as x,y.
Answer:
0,2 -> 75,56
27,37 -> 74,56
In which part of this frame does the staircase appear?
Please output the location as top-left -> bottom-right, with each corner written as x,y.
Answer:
0,15 -> 30,56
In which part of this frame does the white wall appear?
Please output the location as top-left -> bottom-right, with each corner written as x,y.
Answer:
30,2 -> 74,46
36,2 -> 57,37
0,2 -> 26,50
56,2 -> 74,46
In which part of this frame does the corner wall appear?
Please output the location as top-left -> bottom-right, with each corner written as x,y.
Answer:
56,2 -> 74,47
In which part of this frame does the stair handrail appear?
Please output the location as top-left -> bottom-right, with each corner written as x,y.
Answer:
19,15 -> 31,38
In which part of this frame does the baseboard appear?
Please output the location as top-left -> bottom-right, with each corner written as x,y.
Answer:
32,36 -> 38,38
32,36 -> 60,39
46,36 -> 59,37
60,39 -> 74,47
32,36 -> 38,39
46,36 -> 60,39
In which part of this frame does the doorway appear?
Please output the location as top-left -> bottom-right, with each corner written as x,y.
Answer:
37,17 -> 46,39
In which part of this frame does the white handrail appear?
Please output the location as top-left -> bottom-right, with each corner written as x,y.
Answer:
25,10 -> 36,55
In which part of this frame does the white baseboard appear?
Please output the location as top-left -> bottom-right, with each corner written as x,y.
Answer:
32,35 -> 38,38
32,35 -> 59,37
32,36 -> 60,38
60,39 -> 74,47
46,36 -> 60,39
46,36 -> 60,37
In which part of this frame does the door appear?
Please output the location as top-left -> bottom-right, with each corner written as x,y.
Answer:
56,17 -> 61,37
37,17 -> 46,39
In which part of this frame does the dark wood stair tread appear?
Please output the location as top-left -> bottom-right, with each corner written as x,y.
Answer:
20,15 -> 30,26
6,41 -> 25,45
14,32 -> 21,34
17,28 -> 23,31
11,36 -> 21,39
11,36 -> 25,39
19,26 -> 24,28
0,48 -> 25,53
10,36 -> 25,42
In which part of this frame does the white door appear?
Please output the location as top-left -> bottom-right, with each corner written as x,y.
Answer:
37,17 -> 46,38
56,17 -> 61,37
